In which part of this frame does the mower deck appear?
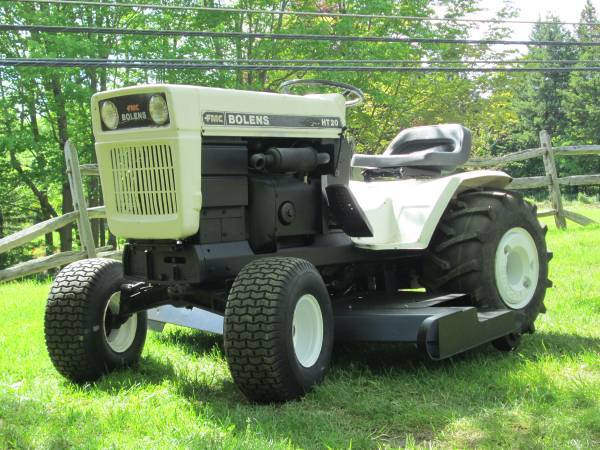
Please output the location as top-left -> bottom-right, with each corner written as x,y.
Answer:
148,291 -> 523,361
334,292 -> 524,360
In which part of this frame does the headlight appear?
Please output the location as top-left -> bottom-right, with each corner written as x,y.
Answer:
100,100 -> 119,130
149,94 -> 169,125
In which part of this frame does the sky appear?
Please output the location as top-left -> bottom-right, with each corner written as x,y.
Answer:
475,0 -> 599,40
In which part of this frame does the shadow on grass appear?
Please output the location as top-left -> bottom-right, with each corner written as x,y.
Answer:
57,327 -> 598,448
526,330 -> 600,355
330,329 -> 600,375
87,327 -> 243,403
155,326 -> 224,357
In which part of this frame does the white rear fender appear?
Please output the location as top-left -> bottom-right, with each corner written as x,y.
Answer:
349,170 -> 511,250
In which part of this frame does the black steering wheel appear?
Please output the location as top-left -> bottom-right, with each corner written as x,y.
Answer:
279,79 -> 365,108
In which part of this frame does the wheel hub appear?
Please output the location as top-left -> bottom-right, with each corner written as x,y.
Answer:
103,292 -> 138,353
292,294 -> 324,368
494,227 -> 540,309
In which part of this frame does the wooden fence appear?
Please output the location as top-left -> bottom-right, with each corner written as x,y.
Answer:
0,142 -> 121,283
465,130 -> 600,228
0,130 -> 598,283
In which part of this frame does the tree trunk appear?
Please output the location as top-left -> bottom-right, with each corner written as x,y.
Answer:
88,176 -> 100,247
60,183 -> 73,252
235,16 -> 244,88
49,75 -> 73,252
0,209 -> 4,269
87,67 -> 101,247
8,148 -> 58,223
27,96 -> 54,253
99,218 -> 106,247
108,231 -> 117,249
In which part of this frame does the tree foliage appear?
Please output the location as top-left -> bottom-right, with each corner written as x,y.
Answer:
482,1 -> 600,184
0,0 -> 598,268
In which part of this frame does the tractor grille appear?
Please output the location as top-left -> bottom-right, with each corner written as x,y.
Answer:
109,144 -> 178,215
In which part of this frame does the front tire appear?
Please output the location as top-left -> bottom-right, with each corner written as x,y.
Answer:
422,189 -> 551,348
45,258 -> 147,382
224,257 -> 334,403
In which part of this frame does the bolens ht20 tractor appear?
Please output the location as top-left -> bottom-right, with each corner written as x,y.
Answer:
44,80 -> 551,403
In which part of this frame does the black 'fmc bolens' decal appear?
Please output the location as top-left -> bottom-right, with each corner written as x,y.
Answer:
202,111 -> 343,129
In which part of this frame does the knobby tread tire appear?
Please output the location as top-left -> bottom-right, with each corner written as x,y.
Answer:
224,257 -> 333,403
422,189 -> 551,334
45,258 -> 147,383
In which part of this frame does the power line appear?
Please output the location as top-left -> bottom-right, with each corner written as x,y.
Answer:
158,58 -> 598,65
197,59 -> 598,65
2,24 -> 599,47
2,58 -> 600,72
9,0 -> 600,27
4,57 -> 598,66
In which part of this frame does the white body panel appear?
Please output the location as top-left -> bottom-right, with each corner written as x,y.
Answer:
91,84 -> 346,139
92,84 -> 345,239
350,170 -> 511,250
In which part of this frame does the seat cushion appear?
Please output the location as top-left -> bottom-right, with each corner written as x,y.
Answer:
352,124 -> 472,172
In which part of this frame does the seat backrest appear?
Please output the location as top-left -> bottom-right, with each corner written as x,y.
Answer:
384,124 -> 471,159
351,124 -> 472,173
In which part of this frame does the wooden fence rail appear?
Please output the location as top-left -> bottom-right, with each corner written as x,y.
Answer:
0,131 -> 599,283
0,142 -> 116,283
465,132 -> 599,228
464,145 -> 600,167
0,207 -> 105,255
0,246 -> 121,283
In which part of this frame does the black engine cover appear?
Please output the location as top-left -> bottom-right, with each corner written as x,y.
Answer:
248,174 -> 321,253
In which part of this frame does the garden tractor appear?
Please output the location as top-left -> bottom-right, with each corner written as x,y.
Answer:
44,80 -> 551,403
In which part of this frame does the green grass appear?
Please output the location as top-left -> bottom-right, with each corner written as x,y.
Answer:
1,206 -> 599,449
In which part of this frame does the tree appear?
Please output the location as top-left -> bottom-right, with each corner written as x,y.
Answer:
560,0 -> 600,192
0,0 -> 533,268
565,0 -> 600,143
514,18 -> 577,144
483,16 -> 576,180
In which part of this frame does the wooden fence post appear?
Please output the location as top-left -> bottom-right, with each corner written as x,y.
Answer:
64,141 -> 97,258
540,130 -> 567,229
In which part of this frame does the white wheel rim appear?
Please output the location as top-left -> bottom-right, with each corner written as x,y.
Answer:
292,294 -> 324,368
103,292 -> 138,353
494,227 -> 540,309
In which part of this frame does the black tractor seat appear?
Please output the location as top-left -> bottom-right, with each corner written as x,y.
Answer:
351,124 -> 472,173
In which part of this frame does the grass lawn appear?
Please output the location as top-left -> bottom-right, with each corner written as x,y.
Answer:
1,205 -> 599,449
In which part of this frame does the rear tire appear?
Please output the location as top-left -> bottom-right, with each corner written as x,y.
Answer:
224,257 -> 333,403
422,189 -> 551,347
45,258 -> 147,382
